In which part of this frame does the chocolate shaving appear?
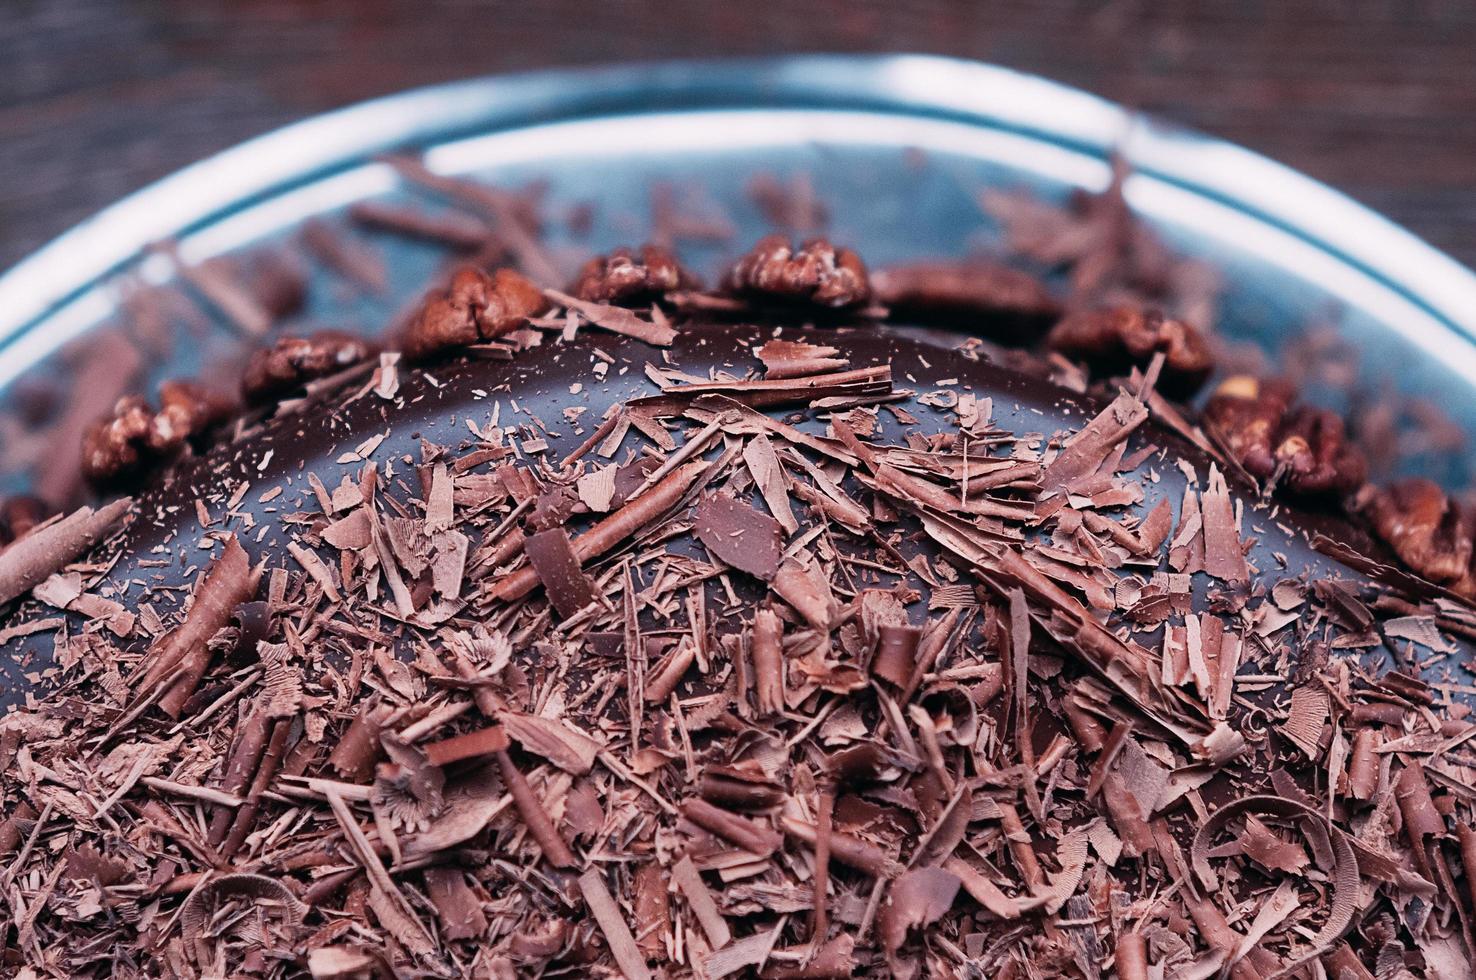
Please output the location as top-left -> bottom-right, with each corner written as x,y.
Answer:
485,460 -> 705,605
423,866 -> 488,942
695,493 -> 784,580
1191,796 -> 1358,975
544,288 -> 678,346
499,712 -> 601,775
742,433 -> 799,534
579,869 -> 653,980
1200,465 -> 1250,583
522,526 -> 598,618
681,798 -> 782,857
754,339 -> 850,380
673,854 -> 732,949
878,867 -> 960,968
1041,390 -> 1148,494
659,364 -> 893,410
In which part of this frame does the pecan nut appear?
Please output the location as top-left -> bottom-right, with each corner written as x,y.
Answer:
1360,478 -> 1475,589
570,244 -> 696,305
1202,376 -> 1366,496
871,259 -> 1061,342
81,381 -> 233,487
402,266 -> 549,361
1046,306 -> 1212,396
726,235 -> 870,308
242,331 -> 378,406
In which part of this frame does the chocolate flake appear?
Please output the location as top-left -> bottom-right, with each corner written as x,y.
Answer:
523,526 -> 599,618
694,492 -> 784,580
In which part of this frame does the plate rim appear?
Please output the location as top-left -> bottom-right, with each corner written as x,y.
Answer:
1,52 -> 1474,356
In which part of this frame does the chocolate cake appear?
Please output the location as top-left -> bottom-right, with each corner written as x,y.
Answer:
2,175 -> 1475,980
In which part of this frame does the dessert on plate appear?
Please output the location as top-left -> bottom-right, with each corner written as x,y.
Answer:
1,169 -> 1474,980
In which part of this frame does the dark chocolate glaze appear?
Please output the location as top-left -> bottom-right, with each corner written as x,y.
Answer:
0,321 -> 1452,711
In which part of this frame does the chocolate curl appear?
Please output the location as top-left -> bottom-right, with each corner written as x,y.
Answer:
699,770 -> 785,810
495,749 -> 577,869
645,640 -> 695,704
206,706 -> 272,847
811,784 -> 835,942
1348,701 -> 1406,726
1459,825 -> 1476,918
1100,773 -> 1154,860
422,725 -> 510,767
1182,891 -> 1264,980
899,608 -> 961,702
751,607 -> 785,717
1189,796 -> 1358,978
220,717 -> 294,859
1396,762 -> 1444,839
998,804 -> 1043,890
135,536 -> 259,718
1396,762 -> 1444,878
0,496 -> 133,606
1062,691 -> 1108,754
328,699 -> 392,782
1114,930 -> 1149,980
1345,728 -> 1381,801
681,798 -> 782,857
633,860 -> 669,963
1322,944 -> 1376,980
780,816 -> 899,877
485,461 -> 706,604
302,867 -> 360,907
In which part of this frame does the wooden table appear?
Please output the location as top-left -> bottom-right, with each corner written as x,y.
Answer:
2,0 -> 1473,272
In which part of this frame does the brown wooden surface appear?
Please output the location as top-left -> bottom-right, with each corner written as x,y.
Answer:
2,1 -> 1474,273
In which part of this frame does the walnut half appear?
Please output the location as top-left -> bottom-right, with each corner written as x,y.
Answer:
1359,478 -> 1475,593
242,331 -> 378,406
1203,376 -> 1366,496
570,245 -> 696,306
1046,307 -> 1212,397
727,235 -> 870,309
81,381 -> 233,487
401,266 -> 549,361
